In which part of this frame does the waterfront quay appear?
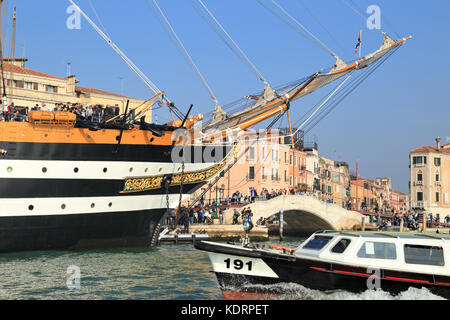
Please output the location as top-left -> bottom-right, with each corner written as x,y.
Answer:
167,192 -> 450,243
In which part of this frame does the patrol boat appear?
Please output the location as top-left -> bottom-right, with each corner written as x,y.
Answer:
195,231 -> 450,299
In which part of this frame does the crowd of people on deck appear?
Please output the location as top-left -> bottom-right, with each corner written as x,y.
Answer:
1,102 -> 120,123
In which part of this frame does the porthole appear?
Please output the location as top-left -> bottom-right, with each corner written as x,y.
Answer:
74,167 -> 79,173
129,168 -> 134,173
90,203 -> 95,209
158,168 -> 162,172
6,167 -> 12,173
144,168 -> 149,173
28,205 -> 34,211
44,133 -> 48,138
42,167 -> 47,173
150,137 -> 154,142
103,168 -> 108,173
108,202 -> 112,208
61,204 -> 66,210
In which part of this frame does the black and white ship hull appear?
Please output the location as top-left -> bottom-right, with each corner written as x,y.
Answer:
0,126 -> 232,253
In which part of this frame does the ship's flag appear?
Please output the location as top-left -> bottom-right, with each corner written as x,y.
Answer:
355,30 -> 361,54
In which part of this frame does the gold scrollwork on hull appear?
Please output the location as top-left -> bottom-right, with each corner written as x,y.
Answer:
120,144 -> 237,194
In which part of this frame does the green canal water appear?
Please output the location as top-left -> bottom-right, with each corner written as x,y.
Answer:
0,239 -> 445,300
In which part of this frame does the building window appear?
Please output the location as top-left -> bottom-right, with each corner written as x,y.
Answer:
436,192 -> 440,202
272,168 -> 278,181
248,146 -> 255,161
46,85 -> 58,93
436,171 -> 440,182
413,156 -> 426,165
417,170 -> 423,182
14,80 -> 24,88
261,166 -> 265,179
434,157 -> 441,166
417,192 -> 423,201
289,155 -> 292,165
272,150 -> 279,162
24,82 -> 33,90
290,176 -> 293,186
284,152 -> 287,163
248,166 -> 255,180
284,170 -> 288,182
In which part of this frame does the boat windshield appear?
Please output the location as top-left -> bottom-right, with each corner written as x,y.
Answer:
302,235 -> 333,250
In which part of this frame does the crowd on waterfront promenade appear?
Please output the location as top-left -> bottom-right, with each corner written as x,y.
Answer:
374,211 -> 450,231
1,102 -> 120,122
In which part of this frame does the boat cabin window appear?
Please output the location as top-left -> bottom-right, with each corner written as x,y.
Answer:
331,238 -> 352,254
357,241 -> 397,260
404,244 -> 444,266
302,235 -> 333,250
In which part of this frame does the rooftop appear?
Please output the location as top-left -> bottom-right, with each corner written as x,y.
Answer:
2,60 -> 137,100
2,62 -> 66,80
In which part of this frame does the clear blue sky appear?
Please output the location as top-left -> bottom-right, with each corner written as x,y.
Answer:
7,0 -> 450,193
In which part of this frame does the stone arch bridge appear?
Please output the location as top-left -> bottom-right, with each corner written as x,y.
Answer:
224,195 -> 365,236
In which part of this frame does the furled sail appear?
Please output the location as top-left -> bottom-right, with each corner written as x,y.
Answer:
202,34 -> 411,136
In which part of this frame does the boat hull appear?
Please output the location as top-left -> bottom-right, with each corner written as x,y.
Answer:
0,123 -> 233,253
196,241 -> 450,300
0,208 -> 165,252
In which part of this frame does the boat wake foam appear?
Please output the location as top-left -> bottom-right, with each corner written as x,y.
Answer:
222,282 -> 446,300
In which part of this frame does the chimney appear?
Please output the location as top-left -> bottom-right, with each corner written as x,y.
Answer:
436,137 -> 441,150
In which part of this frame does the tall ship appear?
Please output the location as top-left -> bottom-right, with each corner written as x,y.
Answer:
0,0 -> 410,253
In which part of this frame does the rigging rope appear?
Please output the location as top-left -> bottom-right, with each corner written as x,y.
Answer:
291,45 -> 400,140
301,46 -> 399,136
188,0 -> 269,84
88,0 -> 110,38
187,109 -> 285,210
256,0 -> 339,59
298,0 -> 346,56
68,1 -> 162,96
361,0 -> 401,39
291,71 -> 354,138
68,0 -> 189,121
146,0 -> 220,107
340,0 -> 401,38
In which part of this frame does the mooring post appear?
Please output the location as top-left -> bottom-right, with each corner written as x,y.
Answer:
279,210 -> 284,241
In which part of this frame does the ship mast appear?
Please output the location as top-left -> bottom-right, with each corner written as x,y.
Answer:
9,0 -> 15,58
0,0 -> 7,107
68,0 -> 186,121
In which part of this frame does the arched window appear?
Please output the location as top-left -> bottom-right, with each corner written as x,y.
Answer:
417,170 -> 423,181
